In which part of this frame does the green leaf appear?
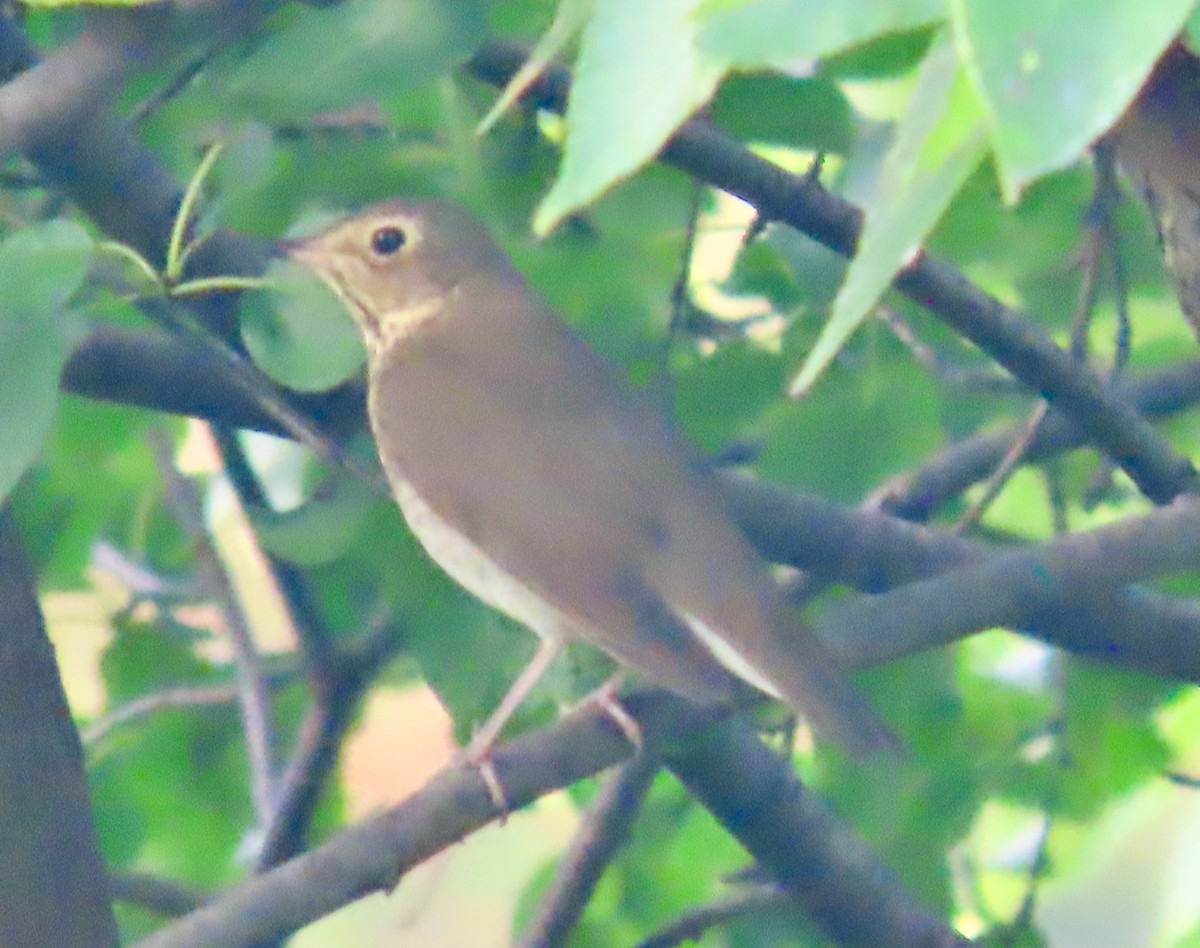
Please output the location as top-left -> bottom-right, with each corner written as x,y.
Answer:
533,0 -> 724,234
696,0 -> 944,69
1059,663 -> 1175,819
0,322 -> 82,519
0,219 -> 92,505
674,340 -> 786,452
821,24 -> 938,78
239,257 -> 366,393
1174,920 -> 1200,948
94,618 -> 254,884
727,222 -> 850,312
759,353 -> 943,502
1189,8 -> 1200,50
522,164 -> 694,366
951,0 -> 1194,200
213,0 -> 490,121
790,36 -> 988,396
820,648 -> 972,909
250,474 -> 377,566
0,219 -> 93,314
710,73 -> 856,152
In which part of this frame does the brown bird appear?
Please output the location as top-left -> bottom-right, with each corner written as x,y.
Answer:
283,199 -> 896,758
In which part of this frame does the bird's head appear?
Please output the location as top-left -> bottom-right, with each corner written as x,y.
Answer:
280,199 -> 511,352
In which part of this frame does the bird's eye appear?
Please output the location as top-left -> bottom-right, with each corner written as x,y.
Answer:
371,225 -> 407,256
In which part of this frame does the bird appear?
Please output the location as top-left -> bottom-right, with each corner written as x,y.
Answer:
281,198 -> 897,760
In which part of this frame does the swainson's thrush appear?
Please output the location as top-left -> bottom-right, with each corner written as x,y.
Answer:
283,199 -> 895,757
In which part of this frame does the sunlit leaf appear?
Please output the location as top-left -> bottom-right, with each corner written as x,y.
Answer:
790,36 -> 987,396
696,0 -> 944,69
533,0 -> 723,233
951,0 -> 1193,199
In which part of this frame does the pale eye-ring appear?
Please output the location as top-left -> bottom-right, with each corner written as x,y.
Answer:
371,225 -> 407,257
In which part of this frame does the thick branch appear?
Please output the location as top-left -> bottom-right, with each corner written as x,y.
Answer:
821,495 -> 1200,673
135,695 -> 676,948
874,360 -> 1200,519
668,721 -> 968,948
725,472 -> 1200,682
0,506 -> 118,946
61,325 -> 366,440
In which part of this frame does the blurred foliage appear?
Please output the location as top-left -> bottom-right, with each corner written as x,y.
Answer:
0,0 -> 1199,945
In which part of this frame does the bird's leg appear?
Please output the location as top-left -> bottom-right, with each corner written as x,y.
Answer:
463,636 -> 564,759
459,636 -> 564,814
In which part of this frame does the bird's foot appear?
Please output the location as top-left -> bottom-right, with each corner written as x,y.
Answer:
455,731 -> 510,820
451,637 -> 567,819
578,675 -> 642,751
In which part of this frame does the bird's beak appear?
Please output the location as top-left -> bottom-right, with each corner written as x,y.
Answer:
274,235 -> 319,265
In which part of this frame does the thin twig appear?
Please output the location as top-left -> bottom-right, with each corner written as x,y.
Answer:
666,179 -> 705,347
148,426 -> 278,827
129,44 -> 222,127
637,885 -> 789,948
878,305 -> 1018,394
83,683 -> 241,746
83,660 -> 301,748
953,402 -> 1049,533
90,540 -> 196,600
518,753 -> 662,948
955,155 -> 1117,533
1091,140 -> 1133,375
1164,770 -> 1200,789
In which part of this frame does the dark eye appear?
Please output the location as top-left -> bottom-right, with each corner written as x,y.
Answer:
371,225 -> 407,256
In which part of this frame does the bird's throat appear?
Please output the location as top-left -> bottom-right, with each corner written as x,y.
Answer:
370,296 -> 449,354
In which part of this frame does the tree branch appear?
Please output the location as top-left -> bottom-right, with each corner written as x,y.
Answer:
517,753 -> 661,948
821,495 -> 1200,675
870,360 -> 1200,520
0,505 -> 118,946
668,720 -> 969,948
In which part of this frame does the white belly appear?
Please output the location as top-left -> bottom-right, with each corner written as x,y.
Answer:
392,477 -> 572,643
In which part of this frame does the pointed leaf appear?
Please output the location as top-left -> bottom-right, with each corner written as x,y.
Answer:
534,0 -> 723,234
477,0 -> 595,136
0,219 -> 93,314
790,37 -> 987,396
0,219 -> 92,504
